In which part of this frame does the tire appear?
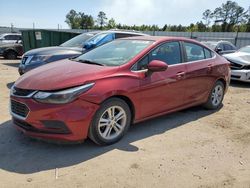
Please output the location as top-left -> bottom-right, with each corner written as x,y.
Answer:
5,50 -> 17,59
88,98 -> 131,145
204,80 -> 225,110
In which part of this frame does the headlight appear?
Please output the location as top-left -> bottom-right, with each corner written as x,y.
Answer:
33,83 -> 94,104
29,55 -> 51,64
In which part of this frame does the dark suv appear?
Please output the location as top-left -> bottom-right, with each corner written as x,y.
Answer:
201,41 -> 236,55
19,30 -> 147,75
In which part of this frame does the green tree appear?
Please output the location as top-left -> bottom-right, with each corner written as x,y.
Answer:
107,18 -> 116,29
212,1 -> 248,31
65,10 -> 94,29
65,9 -> 80,29
96,11 -> 108,29
202,9 -> 213,29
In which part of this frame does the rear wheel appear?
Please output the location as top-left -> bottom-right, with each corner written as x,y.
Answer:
88,98 -> 131,145
204,81 -> 225,110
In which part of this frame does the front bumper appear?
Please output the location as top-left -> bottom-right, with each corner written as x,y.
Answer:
231,69 -> 250,83
10,96 -> 99,142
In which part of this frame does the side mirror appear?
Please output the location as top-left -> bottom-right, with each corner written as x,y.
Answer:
216,47 -> 223,54
148,60 -> 168,72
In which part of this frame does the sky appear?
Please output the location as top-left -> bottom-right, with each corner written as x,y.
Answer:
0,0 -> 249,29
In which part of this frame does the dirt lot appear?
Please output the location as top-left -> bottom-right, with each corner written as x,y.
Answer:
0,58 -> 250,188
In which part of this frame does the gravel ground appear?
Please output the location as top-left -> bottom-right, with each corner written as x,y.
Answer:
0,58 -> 250,188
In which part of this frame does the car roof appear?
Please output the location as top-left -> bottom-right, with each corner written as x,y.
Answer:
120,36 -> 192,42
201,40 -> 234,45
99,30 -> 148,36
1,33 -> 21,36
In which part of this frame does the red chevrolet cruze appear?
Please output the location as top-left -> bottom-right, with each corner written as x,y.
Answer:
10,36 -> 230,145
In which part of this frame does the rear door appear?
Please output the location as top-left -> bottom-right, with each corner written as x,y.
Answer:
133,41 -> 187,119
182,41 -> 215,105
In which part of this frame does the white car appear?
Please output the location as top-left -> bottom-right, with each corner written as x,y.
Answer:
223,46 -> 250,83
0,33 -> 22,44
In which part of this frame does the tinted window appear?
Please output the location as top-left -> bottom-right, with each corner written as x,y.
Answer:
223,44 -> 234,51
217,43 -> 224,50
4,35 -> 12,40
4,35 -> 21,40
184,42 -> 205,62
115,33 -> 139,39
149,42 -> 181,65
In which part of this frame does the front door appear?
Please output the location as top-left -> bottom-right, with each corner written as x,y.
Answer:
133,41 -> 188,119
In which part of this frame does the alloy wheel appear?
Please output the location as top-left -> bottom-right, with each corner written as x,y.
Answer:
98,106 -> 127,140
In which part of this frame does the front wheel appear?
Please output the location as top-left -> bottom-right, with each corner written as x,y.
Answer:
88,98 -> 131,145
5,50 -> 17,59
204,80 -> 225,110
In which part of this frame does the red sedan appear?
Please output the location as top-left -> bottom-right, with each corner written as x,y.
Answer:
10,36 -> 230,145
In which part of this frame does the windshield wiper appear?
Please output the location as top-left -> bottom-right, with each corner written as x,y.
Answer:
72,59 -> 104,66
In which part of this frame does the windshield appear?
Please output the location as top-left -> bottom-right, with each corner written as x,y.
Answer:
0,34 -> 4,39
60,32 -> 96,47
238,46 -> 250,53
74,39 -> 153,66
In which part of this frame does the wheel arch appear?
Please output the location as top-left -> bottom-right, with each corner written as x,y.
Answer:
102,95 -> 136,123
3,48 -> 18,56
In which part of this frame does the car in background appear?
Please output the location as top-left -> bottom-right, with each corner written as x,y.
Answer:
10,36 -> 230,145
223,45 -> 250,82
18,30 -> 147,75
0,42 -> 24,59
201,41 -> 236,55
0,33 -> 22,44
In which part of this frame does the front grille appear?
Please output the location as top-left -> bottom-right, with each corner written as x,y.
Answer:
230,61 -> 243,70
11,100 -> 29,118
13,87 -> 35,97
242,65 -> 250,70
21,56 -> 28,64
231,75 -> 241,79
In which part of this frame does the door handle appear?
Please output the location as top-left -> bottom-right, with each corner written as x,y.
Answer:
176,71 -> 185,79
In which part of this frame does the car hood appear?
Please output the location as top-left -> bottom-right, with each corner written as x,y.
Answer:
223,52 -> 250,65
15,59 -> 119,90
24,46 -> 84,56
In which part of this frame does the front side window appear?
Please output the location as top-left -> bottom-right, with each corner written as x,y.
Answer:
75,39 -> 153,66
149,42 -> 181,65
184,42 -> 205,62
132,41 -> 182,70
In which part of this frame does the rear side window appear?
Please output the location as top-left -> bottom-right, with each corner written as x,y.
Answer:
184,42 -> 206,62
204,48 -> 212,58
115,33 -> 139,39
